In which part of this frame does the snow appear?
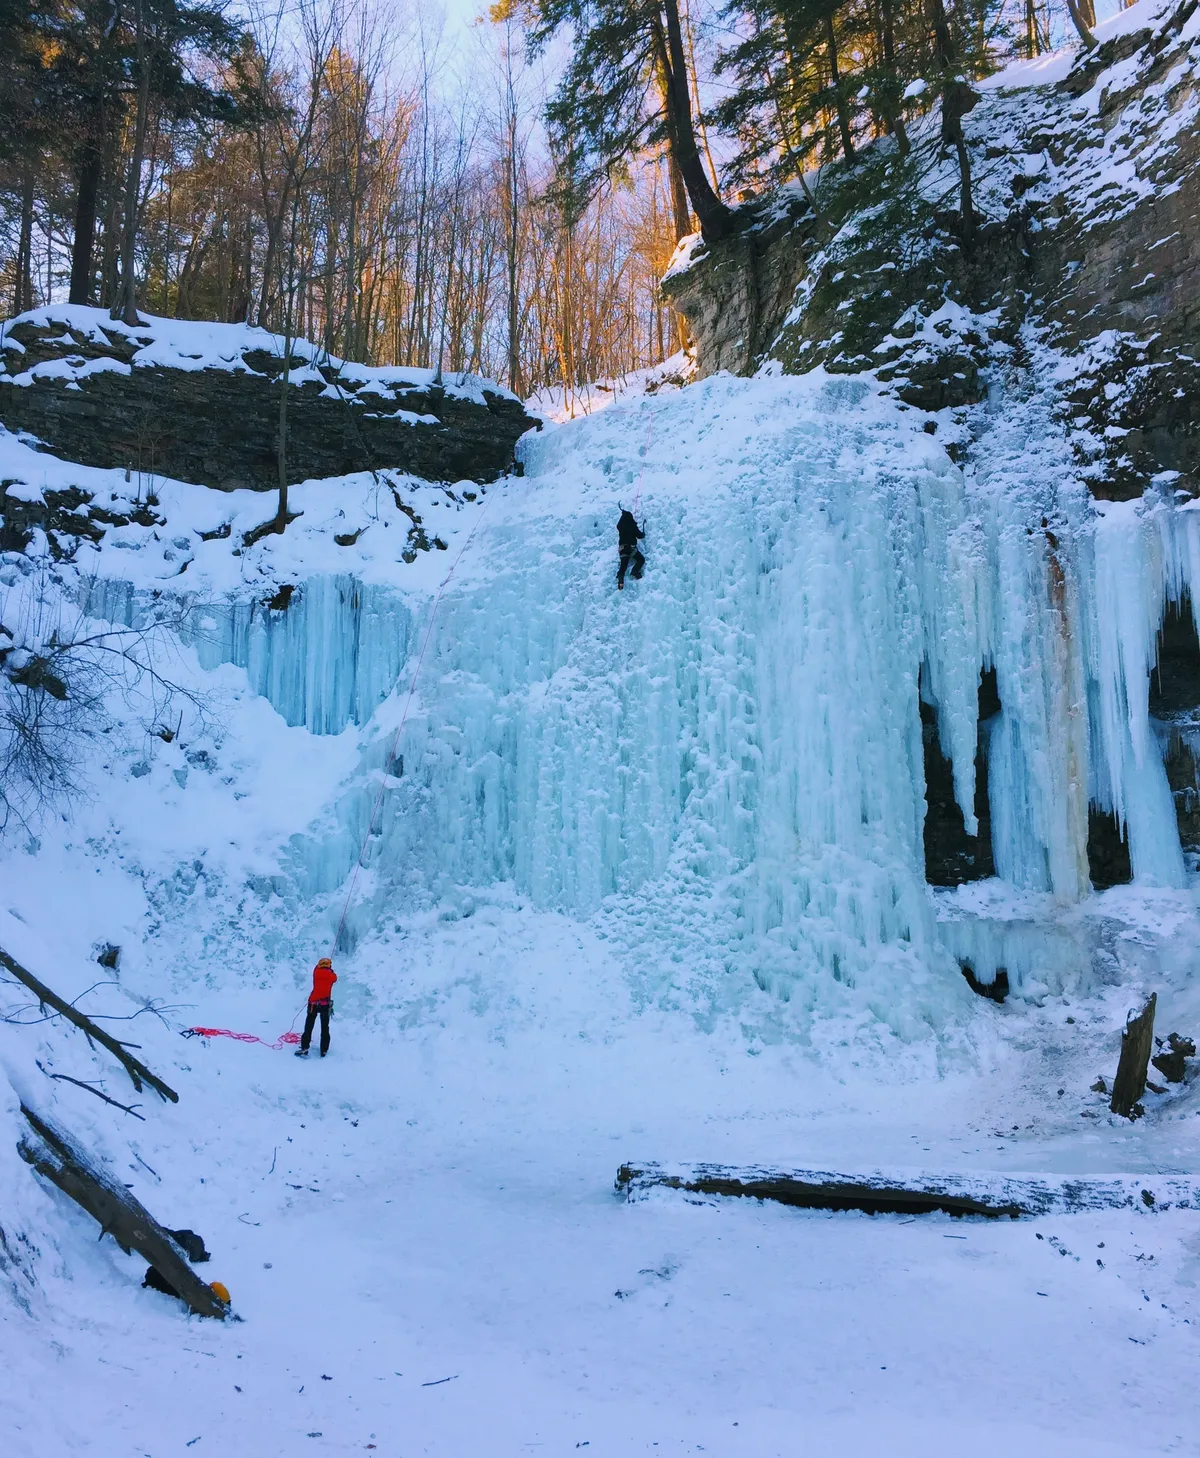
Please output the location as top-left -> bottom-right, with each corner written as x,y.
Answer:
4,893 -> 1200,1456
980,0 -> 1177,93
3,314 -> 1200,1452
526,352 -> 693,424
0,304 -> 521,408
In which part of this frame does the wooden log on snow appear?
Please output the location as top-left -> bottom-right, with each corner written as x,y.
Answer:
615,1161 -> 1200,1219
1110,993 -> 1157,1120
18,1105 -> 226,1319
0,946 -> 178,1103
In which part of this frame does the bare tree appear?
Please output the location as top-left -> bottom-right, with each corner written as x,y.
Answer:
0,571 -> 205,833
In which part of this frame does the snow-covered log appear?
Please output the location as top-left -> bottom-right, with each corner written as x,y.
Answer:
615,1161 -> 1200,1218
17,1106 -> 227,1319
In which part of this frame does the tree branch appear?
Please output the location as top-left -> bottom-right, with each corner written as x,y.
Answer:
37,1061 -> 146,1120
0,947 -> 178,1103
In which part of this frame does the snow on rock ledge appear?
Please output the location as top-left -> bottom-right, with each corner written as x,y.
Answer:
0,306 -> 534,490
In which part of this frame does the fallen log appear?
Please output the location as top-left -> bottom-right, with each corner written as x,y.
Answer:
1111,993 -> 1156,1119
18,1105 -> 226,1318
615,1161 -> 1200,1219
0,946 -> 178,1103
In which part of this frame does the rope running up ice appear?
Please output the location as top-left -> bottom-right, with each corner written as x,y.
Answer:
630,405 -> 657,516
330,482 -> 503,951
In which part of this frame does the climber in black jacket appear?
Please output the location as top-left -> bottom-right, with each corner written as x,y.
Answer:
616,509 -> 645,590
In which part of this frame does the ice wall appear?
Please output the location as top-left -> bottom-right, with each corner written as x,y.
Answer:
81,373 -> 1200,1013
84,573 -> 411,734
267,376 -> 1195,1009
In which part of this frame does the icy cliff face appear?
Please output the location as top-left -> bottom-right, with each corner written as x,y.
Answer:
232,372 -> 1192,1017
85,572 -> 412,736
5,353 -> 1200,1031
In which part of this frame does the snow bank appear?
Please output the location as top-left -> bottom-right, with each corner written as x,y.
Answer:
525,351 -> 693,425
0,304 -> 520,408
981,0 -> 1179,92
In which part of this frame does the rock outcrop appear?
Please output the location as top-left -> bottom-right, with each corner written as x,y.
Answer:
0,311 -> 534,491
663,1 -> 1199,500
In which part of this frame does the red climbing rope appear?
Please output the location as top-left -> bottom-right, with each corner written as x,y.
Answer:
331,480 -> 505,951
185,1026 -> 301,1050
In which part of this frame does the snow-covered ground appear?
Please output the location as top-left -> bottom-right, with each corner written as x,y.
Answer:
3,329 -> 1200,1453
525,352 -> 693,424
4,899 -> 1199,1457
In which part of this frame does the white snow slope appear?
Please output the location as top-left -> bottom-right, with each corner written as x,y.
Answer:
2,310 -> 1200,1455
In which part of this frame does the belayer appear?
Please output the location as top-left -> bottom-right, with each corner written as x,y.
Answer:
616,508 -> 645,590
296,956 -> 337,1058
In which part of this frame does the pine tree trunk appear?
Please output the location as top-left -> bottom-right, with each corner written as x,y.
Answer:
659,0 -> 732,243
15,167 -> 35,315
277,335 -> 291,528
652,32 -> 694,241
506,130 -> 523,392
824,13 -> 856,161
1024,0 -> 1039,56
667,152 -> 691,243
70,138 -> 103,305
1066,0 -> 1098,46
879,0 -> 909,155
100,172 -> 121,308
928,0 -> 976,249
113,0 -> 151,325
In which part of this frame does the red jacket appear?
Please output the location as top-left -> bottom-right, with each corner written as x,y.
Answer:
309,965 -> 337,1004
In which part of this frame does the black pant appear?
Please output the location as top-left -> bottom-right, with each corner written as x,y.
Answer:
301,1000 -> 331,1054
617,545 -> 645,587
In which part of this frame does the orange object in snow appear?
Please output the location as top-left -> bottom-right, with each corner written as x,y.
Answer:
209,1281 -> 231,1305
310,962 -> 338,1003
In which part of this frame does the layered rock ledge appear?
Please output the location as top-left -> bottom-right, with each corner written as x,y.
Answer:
0,307 -> 534,491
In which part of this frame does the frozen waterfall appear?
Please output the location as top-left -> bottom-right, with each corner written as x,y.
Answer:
84,373 -> 1200,1014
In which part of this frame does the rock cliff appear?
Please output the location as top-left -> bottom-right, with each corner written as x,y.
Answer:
663,0 -> 1199,501
0,308 -> 533,492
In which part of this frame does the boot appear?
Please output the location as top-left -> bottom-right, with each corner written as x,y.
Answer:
295,1047 -> 308,1057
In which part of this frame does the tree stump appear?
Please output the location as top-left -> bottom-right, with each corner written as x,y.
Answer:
1151,1032 -> 1196,1083
1110,994 -> 1157,1119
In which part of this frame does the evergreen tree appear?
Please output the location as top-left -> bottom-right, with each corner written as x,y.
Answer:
0,0 -> 250,313
512,0 -> 735,243
712,0 -> 1003,243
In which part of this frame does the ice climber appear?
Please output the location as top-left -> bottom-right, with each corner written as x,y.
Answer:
296,956 -> 337,1057
616,508 -> 645,590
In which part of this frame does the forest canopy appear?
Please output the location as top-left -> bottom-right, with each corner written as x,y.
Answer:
0,0 -> 1101,393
